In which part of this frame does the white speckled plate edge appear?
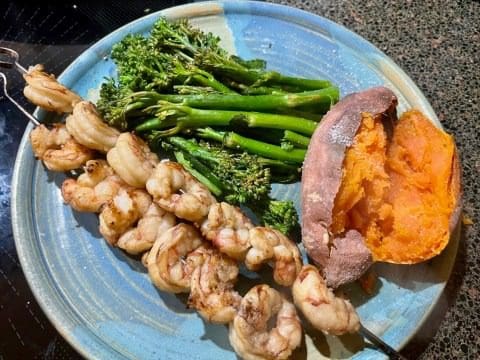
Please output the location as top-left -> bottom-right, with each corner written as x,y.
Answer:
11,1 -> 460,359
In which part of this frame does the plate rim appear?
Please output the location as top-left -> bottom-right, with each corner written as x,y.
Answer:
11,1 -> 458,359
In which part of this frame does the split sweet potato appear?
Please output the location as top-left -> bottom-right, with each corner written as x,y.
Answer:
302,86 -> 461,288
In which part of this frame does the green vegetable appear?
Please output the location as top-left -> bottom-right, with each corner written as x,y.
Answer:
254,200 -> 300,235
283,130 -> 311,149
168,136 -> 271,205
135,103 -> 318,137
124,87 -> 338,113
95,16 -> 339,236
197,127 -> 307,163
168,137 -> 300,234
196,50 -> 333,93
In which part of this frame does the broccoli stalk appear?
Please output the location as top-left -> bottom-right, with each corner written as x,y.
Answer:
135,103 -> 318,137
196,50 -> 333,92
283,130 -> 311,149
125,87 -> 338,113
196,127 -> 307,163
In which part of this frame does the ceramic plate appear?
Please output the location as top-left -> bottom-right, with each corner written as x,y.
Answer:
12,1 -> 459,359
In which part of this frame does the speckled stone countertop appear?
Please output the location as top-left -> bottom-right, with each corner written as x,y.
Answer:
267,0 -> 480,358
0,0 -> 478,358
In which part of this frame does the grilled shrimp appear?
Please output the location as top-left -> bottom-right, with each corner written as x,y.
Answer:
229,285 -> 302,360
200,202 -> 253,261
147,223 -> 204,293
107,133 -> 159,188
146,161 -> 216,222
245,227 -> 302,287
188,246 -> 241,324
61,159 -> 124,212
30,124 -> 94,171
292,265 -> 360,335
117,203 -> 176,255
23,64 -> 81,113
99,188 -> 151,245
66,101 -> 120,153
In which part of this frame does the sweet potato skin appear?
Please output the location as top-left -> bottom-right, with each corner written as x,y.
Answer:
301,86 -> 398,288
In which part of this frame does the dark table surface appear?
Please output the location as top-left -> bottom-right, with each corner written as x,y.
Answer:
0,1 -> 478,359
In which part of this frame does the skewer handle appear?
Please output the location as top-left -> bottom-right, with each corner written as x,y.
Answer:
0,47 -> 28,74
0,72 -> 41,126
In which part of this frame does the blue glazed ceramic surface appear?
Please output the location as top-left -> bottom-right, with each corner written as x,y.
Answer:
11,2 -> 459,359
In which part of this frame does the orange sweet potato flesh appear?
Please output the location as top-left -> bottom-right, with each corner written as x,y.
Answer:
331,109 -> 461,264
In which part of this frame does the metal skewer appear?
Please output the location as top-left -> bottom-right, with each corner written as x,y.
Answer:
359,324 -> 408,359
0,47 -> 28,74
0,72 -> 40,126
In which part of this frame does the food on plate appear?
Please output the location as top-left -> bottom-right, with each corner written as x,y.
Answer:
117,203 -> 176,255
23,64 -> 81,113
146,160 -> 217,222
364,109 -> 461,263
187,245 -> 242,324
200,201 -> 254,260
302,86 -> 461,288
293,265 -> 360,335
96,17 -> 342,236
245,227 -> 303,287
147,223 -> 207,293
29,123 -> 94,171
66,101 -> 120,153
61,159 -> 124,213
107,132 -> 159,188
168,136 -> 300,235
229,284 -> 302,360
15,15 -> 460,359
98,188 -> 152,245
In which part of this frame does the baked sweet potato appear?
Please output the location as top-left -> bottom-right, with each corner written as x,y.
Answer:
301,86 -> 461,288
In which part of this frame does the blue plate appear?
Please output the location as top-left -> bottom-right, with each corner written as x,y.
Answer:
11,2 -> 459,359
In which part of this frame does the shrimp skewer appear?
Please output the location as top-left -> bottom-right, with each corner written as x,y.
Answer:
187,246 -> 241,324
99,188 -> 152,245
66,101 -> 120,153
229,284 -> 302,360
146,161 -> 216,222
292,265 -> 360,335
200,202 -> 253,261
107,133 -> 159,188
117,203 -> 176,255
147,223 -> 205,293
23,64 -> 81,113
30,123 -> 94,172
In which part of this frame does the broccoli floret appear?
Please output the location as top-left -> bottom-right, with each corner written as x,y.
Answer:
258,199 -> 299,235
166,137 -> 300,235
167,136 -> 271,205
96,79 -> 132,130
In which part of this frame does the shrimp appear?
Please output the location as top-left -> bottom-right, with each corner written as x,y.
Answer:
29,124 -> 94,172
229,285 -> 302,360
292,265 -> 360,335
61,159 -> 125,212
200,202 -> 253,261
23,64 -> 81,113
245,227 -> 303,287
188,246 -> 241,324
107,133 -> 159,188
66,101 -> 120,153
117,203 -> 176,255
147,223 -> 204,293
146,161 -> 216,223
99,188 -> 151,245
